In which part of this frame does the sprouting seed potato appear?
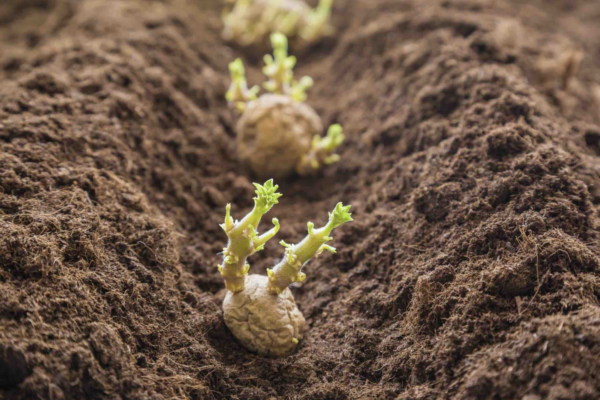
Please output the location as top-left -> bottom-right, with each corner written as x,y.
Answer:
222,0 -> 334,50
218,180 -> 352,356
226,33 -> 345,179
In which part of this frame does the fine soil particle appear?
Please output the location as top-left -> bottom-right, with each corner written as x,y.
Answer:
1,0 -> 600,399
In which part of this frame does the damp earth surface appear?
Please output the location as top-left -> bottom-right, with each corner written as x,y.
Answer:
2,0 -> 600,399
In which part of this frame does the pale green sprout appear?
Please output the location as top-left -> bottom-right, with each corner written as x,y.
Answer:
273,10 -> 302,37
262,33 -> 296,94
222,0 -> 282,46
266,202 -> 353,294
224,33 -> 314,112
260,0 -> 302,38
291,76 -> 314,102
219,179 -> 282,293
262,33 -> 313,101
254,0 -> 282,42
226,58 -> 260,113
297,124 -> 345,174
222,0 -> 256,45
300,0 -> 335,44
315,123 -> 345,165
222,0 -> 297,46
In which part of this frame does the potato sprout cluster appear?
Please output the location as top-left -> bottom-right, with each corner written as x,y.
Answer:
226,33 -> 344,179
219,180 -> 352,356
222,0 -> 334,52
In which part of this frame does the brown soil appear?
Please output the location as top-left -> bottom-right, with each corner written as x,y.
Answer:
2,0 -> 600,399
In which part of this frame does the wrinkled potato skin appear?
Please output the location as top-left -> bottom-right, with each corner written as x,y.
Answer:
223,274 -> 306,357
236,94 -> 323,179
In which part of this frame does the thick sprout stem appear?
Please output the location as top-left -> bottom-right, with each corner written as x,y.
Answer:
266,203 -> 352,295
219,180 -> 282,292
262,33 -> 313,101
296,124 -> 345,175
263,33 -> 296,95
226,58 -> 260,113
